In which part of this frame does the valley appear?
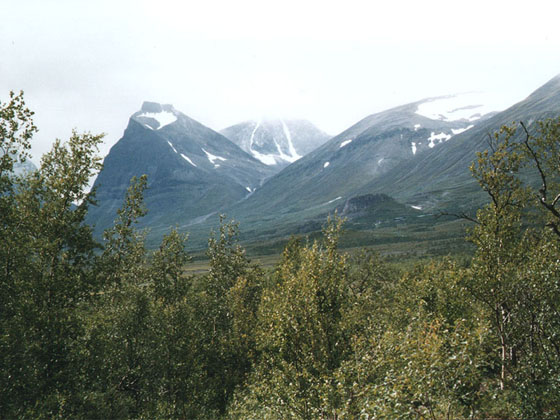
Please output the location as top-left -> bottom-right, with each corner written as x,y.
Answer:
4,73 -> 560,420
88,74 -> 560,254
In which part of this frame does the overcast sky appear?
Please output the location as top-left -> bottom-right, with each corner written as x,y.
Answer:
2,0 -> 560,164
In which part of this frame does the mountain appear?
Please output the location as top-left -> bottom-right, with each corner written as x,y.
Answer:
249,75 -> 560,237
87,102 -> 275,237
87,75 -> 560,250
220,119 -> 330,169
209,81 -> 560,248
229,94 -> 492,222
361,74 -> 560,212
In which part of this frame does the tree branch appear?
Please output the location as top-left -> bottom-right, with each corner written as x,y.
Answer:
438,211 -> 480,225
520,121 -> 548,202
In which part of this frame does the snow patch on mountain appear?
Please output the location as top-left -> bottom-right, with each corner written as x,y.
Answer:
181,153 -> 196,167
202,148 -> 227,167
252,150 -> 277,165
274,137 -> 296,164
416,92 -> 503,122
245,121 -> 277,165
282,120 -> 302,162
451,125 -> 474,135
138,111 -> 177,129
222,119 -> 329,168
414,124 -> 421,131
411,142 -> 417,155
340,139 -> 352,148
427,132 -> 452,148
324,161 -> 330,168
327,196 -> 342,204
167,141 -> 178,154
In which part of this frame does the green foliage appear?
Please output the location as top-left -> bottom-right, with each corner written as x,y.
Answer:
519,118 -> 560,236
336,260 -> 490,419
99,174 -> 148,287
0,93 -> 104,417
229,215 -> 351,419
186,216 -> 263,416
151,228 -> 191,301
463,120 -> 560,417
0,91 -> 36,185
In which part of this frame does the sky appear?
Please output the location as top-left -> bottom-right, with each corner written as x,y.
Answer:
2,0 -> 560,164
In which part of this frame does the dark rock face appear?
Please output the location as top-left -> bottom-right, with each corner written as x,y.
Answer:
140,101 -> 165,113
340,194 -> 392,216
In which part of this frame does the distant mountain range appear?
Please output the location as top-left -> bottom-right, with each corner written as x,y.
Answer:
87,75 -> 560,249
229,95 -> 485,220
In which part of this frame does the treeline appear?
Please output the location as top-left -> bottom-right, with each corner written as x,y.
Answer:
2,92 -> 560,418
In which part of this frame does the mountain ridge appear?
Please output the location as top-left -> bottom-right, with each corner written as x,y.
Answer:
86,74 -> 560,249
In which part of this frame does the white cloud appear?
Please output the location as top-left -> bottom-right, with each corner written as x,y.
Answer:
1,0 -> 560,163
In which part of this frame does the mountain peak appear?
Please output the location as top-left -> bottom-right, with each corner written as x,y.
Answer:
140,101 -> 175,113
220,119 -> 330,168
134,102 -> 178,130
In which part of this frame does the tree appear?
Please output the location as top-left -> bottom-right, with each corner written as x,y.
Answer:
0,90 -> 37,326
229,216 -> 350,419
188,216 -> 263,417
467,124 -> 529,395
519,118 -> 560,237
464,120 -> 560,417
150,228 -> 191,302
1,116 -> 104,416
0,91 -> 35,185
80,174 -> 157,418
335,259 -> 491,419
147,229 -> 200,418
99,174 -> 148,280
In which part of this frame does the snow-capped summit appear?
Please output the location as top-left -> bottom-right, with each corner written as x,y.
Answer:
221,119 -> 330,169
415,92 -> 504,122
133,102 -> 179,130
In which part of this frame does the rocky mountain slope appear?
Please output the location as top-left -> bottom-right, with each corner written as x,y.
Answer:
362,74 -> 560,212
87,102 -> 275,236
229,95 -> 490,221
205,77 -> 560,247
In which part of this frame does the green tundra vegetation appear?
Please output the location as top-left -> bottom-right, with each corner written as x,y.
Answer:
2,92 -> 560,419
